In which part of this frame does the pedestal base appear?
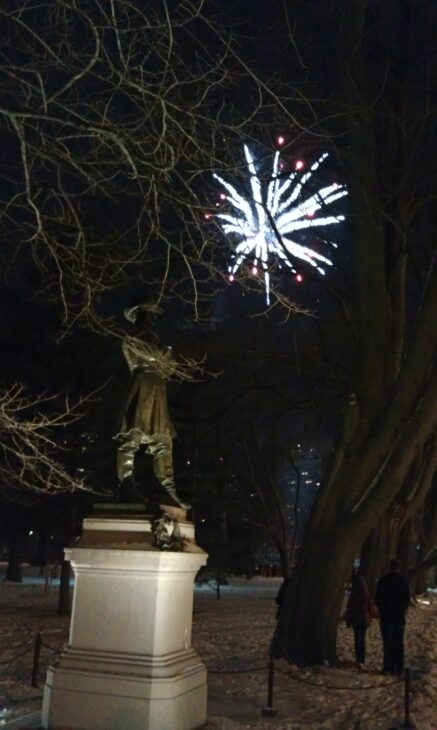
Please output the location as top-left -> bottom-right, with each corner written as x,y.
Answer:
42,646 -> 206,730
41,507 -> 207,730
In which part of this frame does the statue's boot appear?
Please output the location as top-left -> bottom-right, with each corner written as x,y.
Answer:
150,437 -> 191,510
159,479 -> 191,510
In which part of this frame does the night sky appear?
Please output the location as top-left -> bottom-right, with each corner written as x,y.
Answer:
0,0 -> 435,575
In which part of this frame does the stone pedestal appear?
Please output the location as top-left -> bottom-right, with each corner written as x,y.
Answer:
42,505 -> 208,730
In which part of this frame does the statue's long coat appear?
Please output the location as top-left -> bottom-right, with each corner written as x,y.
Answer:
118,335 -> 176,440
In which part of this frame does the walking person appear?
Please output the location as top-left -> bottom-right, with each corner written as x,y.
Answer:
345,574 -> 374,668
375,558 -> 410,674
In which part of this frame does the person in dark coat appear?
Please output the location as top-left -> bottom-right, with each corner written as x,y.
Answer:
375,558 -> 410,674
345,574 -> 374,667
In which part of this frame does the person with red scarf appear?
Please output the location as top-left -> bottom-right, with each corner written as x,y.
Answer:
345,574 -> 375,668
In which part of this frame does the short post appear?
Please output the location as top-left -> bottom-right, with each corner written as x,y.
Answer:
32,633 -> 42,688
261,655 -> 277,717
404,667 -> 411,728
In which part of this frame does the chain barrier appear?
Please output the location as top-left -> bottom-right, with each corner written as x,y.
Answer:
0,643 -> 34,665
275,663 -> 404,691
208,663 -> 268,675
270,662 -> 419,727
1,633 -> 428,728
0,636 -> 65,666
41,640 -> 64,654
1,631 -> 67,689
207,657 -> 404,690
31,634 -> 66,687
207,655 -> 418,728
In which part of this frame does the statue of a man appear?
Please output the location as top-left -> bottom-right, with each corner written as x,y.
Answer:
115,302 -> 190,509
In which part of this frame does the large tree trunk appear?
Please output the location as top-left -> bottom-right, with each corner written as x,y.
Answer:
274,379 -> 437,662
360,519 -> 389,595
273,0 -> 437,665
58,559 -> 71,616
361,439 -> 437,593
410,482 -> 437,594
273,368 -> 437,664
35,526 -> 49,570
5,529 -> 25,582
274,527 -> 359,664
397,517 -> 418,588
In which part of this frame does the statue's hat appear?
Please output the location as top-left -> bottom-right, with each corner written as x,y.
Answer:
124,301 -> 163,323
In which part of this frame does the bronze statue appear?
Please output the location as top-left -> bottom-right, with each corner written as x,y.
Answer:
115,302 -> 190,509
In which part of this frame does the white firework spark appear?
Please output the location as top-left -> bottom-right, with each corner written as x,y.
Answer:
213,145 -> 348,304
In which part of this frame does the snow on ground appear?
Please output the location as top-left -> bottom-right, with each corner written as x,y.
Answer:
1,567 -> 436,729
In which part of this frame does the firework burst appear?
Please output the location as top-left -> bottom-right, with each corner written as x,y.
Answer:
213,145 -> 348,304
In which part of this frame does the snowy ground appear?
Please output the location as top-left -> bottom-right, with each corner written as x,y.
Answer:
1,567 -> 436,729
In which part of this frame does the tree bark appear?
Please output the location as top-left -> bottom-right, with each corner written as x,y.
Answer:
408,482 -> 437,593
360,518 -> 389,595
5,529 -> 24,582
57,559 -> 71,616
273,360 -> 437,663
